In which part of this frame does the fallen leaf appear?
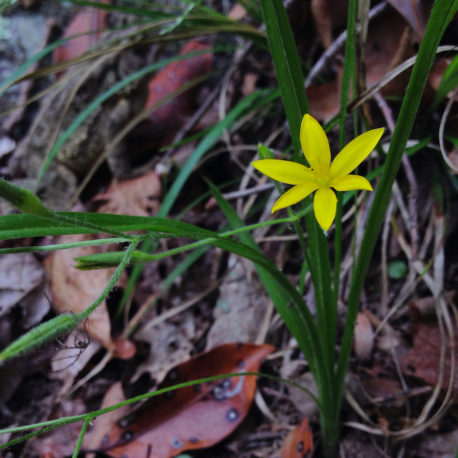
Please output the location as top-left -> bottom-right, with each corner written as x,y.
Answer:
93,343 -> 274,457
126,39 -> 213,153
400,305 -> 458,393
206,258 -> 268,349
386,0 -> 432,38
84,382 -> 130,454
93,170 -> 161,217
307,75 -> 342,121
53,0 -> 109,69
354,311 -> 375,360
310,0 -> 348,49
365,8 -> 415,92
45,234 -> 119,352
131,313 -> 195,384
0,253 -> 46,318
359,365 -> 404,409
145,39 -> 212,120
281,418 -> 314,458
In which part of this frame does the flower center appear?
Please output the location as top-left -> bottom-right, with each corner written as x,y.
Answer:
311,169 -> 331,187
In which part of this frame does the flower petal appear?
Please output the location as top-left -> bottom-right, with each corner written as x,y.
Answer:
314,187 -> 337,232
330,128 -> 384,179
252,159 -> 316,185
300,114 -> 331,175
331,174 -> 373,191
271,182 -> 319,213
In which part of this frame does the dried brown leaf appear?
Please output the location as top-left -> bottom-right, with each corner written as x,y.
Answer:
93,170 -> 161,217
45,235 -> 118,352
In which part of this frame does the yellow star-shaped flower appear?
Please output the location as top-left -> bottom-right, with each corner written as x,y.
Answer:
252,114 -> 384,232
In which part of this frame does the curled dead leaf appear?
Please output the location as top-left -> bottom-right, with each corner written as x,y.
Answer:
45,234 -> 122,353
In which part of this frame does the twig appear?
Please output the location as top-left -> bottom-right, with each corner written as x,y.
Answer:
305,1 -> 387,87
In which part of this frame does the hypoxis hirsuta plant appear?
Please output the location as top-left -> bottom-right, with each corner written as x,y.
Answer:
258,0 -> 457,455
252,113 -> 383,454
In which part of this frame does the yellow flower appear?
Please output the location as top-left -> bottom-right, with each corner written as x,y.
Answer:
252,114 -> 384,232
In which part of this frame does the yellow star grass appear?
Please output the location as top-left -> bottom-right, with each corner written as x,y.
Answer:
252,114 -> 384,232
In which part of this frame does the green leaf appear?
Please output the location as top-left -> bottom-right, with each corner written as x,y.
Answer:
0,212 -> 205,240
387,260 -> 407,279
257,143 -> 275,159
0,178 -> 51,217
0,314 -> 80,361
158,90 -> 263,217
431,54 -> 458,112
259,0 -> 308,157
260,0 -> 335,419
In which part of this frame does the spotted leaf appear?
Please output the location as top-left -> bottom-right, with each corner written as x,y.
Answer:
94,343 -> 274,457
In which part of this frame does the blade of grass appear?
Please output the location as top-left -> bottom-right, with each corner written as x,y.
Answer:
0,370 -> 319,450
332,0 -> 358,355
259,0 -> 308,156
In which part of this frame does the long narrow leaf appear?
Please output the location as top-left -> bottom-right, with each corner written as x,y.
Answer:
158,91 -> 262,217
259,0 -> 308,156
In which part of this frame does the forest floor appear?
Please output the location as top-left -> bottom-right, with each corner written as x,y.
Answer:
0,1 -> 457,457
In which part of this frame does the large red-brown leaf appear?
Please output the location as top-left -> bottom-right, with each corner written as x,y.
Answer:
128,39 -> 213,151
92,343 -> 273,457
145,39 -> 212,121
53,0 -> 109,67
281,418 -> 314,458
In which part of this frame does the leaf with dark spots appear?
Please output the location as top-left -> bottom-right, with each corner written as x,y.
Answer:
281,418 -> 314,458
96,343 -> 273,457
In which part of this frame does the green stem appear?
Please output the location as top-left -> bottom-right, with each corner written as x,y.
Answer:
72,418 -> 90,458
80,241 -> 138,319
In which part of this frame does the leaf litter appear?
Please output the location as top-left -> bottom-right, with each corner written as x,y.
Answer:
1,0 -> 457,456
